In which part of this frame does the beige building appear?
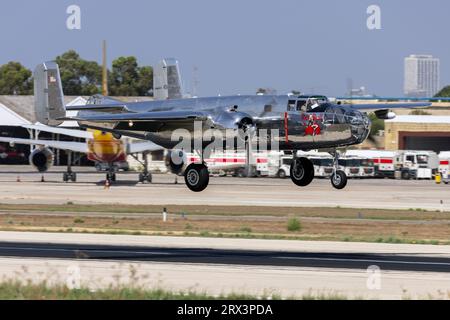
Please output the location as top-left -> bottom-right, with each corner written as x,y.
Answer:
385,115 -> 450,152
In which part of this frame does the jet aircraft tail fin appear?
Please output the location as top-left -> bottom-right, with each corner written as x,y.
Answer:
153,58 -> 183,100
34,62 -> 65,126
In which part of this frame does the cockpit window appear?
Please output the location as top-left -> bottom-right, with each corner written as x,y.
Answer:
288,100 -> 296,111
296,100 -> 306,111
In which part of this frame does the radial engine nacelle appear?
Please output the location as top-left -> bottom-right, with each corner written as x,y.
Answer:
165,149 -> 187,175
374,109 -> 396,120
29,147 -> 54,173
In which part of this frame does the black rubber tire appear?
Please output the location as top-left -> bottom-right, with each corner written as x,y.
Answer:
138,173 -> 144,183
331,170 -> 348,190
71,173 -> 77,182
63,173 -> 68,182
290,157 -> 315,187
278,169 -> 287,179
184,163 -> 209,192
146,174 -> 152,183
401,171 -> 410,180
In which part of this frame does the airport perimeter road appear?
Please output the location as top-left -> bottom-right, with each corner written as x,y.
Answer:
0,166 -> 448,211
0,232 -> 449,299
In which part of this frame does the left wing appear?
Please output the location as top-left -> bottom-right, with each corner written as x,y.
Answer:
337,96 -> 450,102
346,102 -> 432,110
62,110 -> 209,122
0,137 -> 88,153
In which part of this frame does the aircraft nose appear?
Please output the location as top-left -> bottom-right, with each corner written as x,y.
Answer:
346,111 -> 370,142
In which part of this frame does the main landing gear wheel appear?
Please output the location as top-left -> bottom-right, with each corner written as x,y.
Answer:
184,163 -> 209,192
290,157 -> 315,187
139,173 -> 152,183
106,173 -> 116,182
331,170 -> 347,190
63,172 -> 77,182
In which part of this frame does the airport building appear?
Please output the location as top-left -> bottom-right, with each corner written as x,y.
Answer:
0,95 -> 157,167
0,95 -> 87,165
385,115 -> 450,152
404,54 -> 440,97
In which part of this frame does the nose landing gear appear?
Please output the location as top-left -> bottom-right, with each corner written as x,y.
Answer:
330,150 -> 347,190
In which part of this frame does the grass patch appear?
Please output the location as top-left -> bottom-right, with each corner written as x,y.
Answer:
0,203 -> 448,221
0,280 -> 361,300
240,226 -> 252,233
73,217 -> 85,224
287,218 -> 301,232
0,281 -> 262,300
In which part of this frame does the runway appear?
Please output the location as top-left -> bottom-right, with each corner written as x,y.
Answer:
0,241 -> 449,273
0,232 -> 449,299
0,166 -> 448,211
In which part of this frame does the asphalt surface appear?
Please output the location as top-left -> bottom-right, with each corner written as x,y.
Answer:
1,241 -> 449,273
0,166 -> 448,210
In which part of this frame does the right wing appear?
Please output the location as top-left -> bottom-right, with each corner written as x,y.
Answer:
0,137 -> 88,153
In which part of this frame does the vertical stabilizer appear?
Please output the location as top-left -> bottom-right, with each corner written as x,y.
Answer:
153,58 -> 183,100
34,62 -> 65,126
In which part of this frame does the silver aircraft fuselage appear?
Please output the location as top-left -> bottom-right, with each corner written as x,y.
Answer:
78,94 -> 371,151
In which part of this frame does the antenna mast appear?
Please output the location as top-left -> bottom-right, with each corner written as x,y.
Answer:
102,40 -> 108,96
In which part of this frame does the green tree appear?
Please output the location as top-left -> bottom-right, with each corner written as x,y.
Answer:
55,50 -> 102,96
109,56 -> 153,96
136,65 -> 153,96
368,112 -> 385,137
0,62 -> 33,95
435,85 -> 450,97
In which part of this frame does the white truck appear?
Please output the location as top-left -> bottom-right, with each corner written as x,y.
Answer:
337,156 -> 375,178
438,151 -> 450,184
395,150 -> 439,180
261,151 -> 335,179
301,152 -> 334,178
345,150 -> 396,178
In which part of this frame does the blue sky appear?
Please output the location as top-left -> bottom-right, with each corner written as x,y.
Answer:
0,0 -> 448,96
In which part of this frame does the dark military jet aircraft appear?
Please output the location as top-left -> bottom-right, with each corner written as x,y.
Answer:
33,62 -> 430,192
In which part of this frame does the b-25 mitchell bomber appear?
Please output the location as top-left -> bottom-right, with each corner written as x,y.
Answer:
33,61 -> 430,192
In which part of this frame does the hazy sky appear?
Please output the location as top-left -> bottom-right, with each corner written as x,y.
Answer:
0,0 -> 448,96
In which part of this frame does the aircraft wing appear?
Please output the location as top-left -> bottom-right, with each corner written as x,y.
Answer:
62,110 -> 209,122
346,102 -> 431,110
22,124 -> 93,139
337,96 -> 450,102
127,141 -> 164,154
0,137 -> 88,153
